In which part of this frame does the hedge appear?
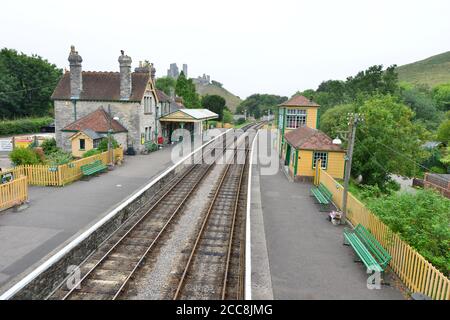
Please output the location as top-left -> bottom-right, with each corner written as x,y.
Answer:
0,117 -> 53,136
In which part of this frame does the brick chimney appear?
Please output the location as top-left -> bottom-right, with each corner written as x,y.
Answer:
118,50 -> 132,100
68,45 -> 82,99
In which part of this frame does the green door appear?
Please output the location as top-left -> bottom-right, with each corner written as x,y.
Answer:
285,144 -> 291,166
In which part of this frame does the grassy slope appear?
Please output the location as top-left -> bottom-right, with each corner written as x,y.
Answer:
396,51 -> 450,87
195,83 -> 242,112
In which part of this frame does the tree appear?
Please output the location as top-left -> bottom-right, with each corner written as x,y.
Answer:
437,111 -> 450,143
432,82 -> 450,112
345,65 -> 399,98
0,48 -> 62,118
295,65 -> 401,128
155,76 -> 176,96
355,95 -> 426,187
401,86 -> 441,130
237,94 -> 287,119
201,94 -> 226,120
175,71 -> 200,108
320,103 -> 357,138
321,95 -> 426,188
222,108 -> 233,123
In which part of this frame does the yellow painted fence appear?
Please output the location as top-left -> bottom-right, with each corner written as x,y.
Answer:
0,176 -> 28,211
2,148 -> 124,187
316,167 -> 449,300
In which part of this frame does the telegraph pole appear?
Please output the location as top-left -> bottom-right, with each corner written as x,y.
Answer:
341,113 -> 360,224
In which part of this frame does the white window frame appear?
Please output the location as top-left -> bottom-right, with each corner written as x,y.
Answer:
286,109 -> 306,129
313,151 -> 328,169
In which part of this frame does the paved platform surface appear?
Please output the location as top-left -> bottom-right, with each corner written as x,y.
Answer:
0,145 -> 176,292
257,145 -> 404,299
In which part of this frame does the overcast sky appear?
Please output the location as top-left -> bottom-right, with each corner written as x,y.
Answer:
1,0 -> 449,98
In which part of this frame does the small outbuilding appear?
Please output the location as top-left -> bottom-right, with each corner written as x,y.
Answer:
283,126 -> 346,181
62,107 -> 128,157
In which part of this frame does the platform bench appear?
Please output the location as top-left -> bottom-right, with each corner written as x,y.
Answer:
310,183 -> 333,211
81,160 -> 107,177
343,224 -> 391,274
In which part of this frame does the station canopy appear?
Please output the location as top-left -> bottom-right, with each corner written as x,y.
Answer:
159,109 -> 218,122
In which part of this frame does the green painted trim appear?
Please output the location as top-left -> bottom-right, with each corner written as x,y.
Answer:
279,107 -> 286,155
286,143 -> 291,167
294,149 -> 299,175
316,108 -> 320,129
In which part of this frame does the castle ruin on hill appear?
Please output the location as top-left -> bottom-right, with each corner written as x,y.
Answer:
166,63 -> 212,86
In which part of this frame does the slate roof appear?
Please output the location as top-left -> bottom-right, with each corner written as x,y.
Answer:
278,95 -> 320,107
284,126 -> 344,152
51,71 -> 150,102
62,107 -> 128,133
156,89 -> 171,102
69,129 -> 103,140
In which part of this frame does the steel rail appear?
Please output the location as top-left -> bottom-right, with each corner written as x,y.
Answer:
62,128 -> 242,300
173,131 -> 253,300
172,161 -> 233,300
111,163 -> 214,299
61,164 -> 201,300
221,148 -> 249,299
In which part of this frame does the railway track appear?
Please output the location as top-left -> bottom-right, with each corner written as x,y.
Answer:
172,128 -> 259,300
50,123 -> 261,300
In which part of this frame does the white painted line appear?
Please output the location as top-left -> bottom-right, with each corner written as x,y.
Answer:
0,129 -> 231,300
245,129 -> 259,300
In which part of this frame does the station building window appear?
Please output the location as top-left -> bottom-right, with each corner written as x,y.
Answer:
313,151 -> 328,169
286,109 -> 306,129
144,96 -> 152,114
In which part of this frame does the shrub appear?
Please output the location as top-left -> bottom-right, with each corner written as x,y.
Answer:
144,141 -> 158,153
45,150 -> 73,166
82,149 -> 101,158
0,117 -> 53,136
97,137 -> 119,152
34,147 -> 46,162
235,118 -> 246,125
430,166 -> 447,174
41,138 -> 58,155
367,189 -> 450,273
207,120 -> 218,128
9,147 -> 41,165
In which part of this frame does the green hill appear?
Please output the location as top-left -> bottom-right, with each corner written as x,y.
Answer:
195,83 -> 242,112
396,51 -> 450,87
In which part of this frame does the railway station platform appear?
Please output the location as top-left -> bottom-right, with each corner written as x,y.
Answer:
251,130 -> 404,299
0,144 -> 180,293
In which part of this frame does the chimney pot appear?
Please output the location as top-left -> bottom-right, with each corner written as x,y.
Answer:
118,51 -> 132,100
68,45 -> 82,99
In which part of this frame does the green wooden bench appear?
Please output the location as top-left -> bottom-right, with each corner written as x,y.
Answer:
310,183 -> 333,211
81,160 -> 107,177
344,224 -> 391,274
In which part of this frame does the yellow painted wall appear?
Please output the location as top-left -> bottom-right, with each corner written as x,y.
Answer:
284,106 -> 318,130
296,150 -> 345,179
327,152 -> 346,179
71,132 -> 94,158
